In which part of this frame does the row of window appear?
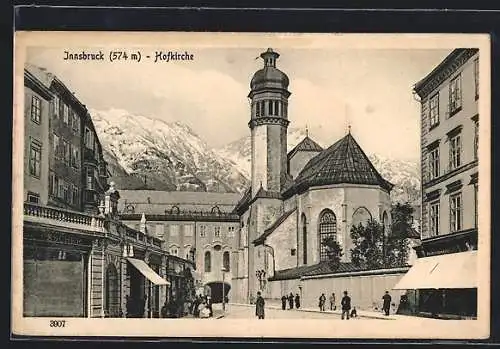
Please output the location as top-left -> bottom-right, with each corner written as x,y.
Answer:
48,172 -> 80,206
427,120 -> 478,181
428,186 -> 477,237
86,167 -> 99,190
428,58 -> 479,129
53,134 -> 81,169
162,225 -> 236,238
204,250 -> 231,273
53,96 -> 81,134
254,99 -> 288,118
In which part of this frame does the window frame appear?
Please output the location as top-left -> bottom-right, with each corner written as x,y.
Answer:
29,138 -> 42,179
429,200 -> 440,237
449,133 -> 462,171
204,251 -> 211,273
428,146 -> 440,179
474,120 -> 479,161
449,74 -> 462,116
30,95 -> 42,124
450,192 -> 463,233
429,93 -> 440,128
318,209 -> 337,262
27,191 -> 40,204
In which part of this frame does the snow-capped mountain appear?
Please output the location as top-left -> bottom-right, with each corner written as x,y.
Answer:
91,109 -> 249,193
218,128 -> 421,204
92,110 -> 420,203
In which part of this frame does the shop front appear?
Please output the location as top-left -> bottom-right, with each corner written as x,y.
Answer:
23,226 -> 95,317
393,250 -> 477,318
126,256 -> 169,318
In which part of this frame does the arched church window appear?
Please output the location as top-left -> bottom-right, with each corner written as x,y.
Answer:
223,251 -> 230,271
260,102 -> 265,117
318,209 -> 337,262
301,213 -> 308,264
283,102 -> 288,117
255,102 -> 260,117
204,251 -> 211,273
268,100 -> 273,116
352,207 -> 372,227
274,100 -> 279,116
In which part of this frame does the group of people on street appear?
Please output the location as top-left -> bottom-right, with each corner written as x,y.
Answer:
254,289 -> 393,320
281,292 -> 301,310
190,294 -> 214,318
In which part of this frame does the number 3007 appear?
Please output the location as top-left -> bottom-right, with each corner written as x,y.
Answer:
49,320 -> 66,327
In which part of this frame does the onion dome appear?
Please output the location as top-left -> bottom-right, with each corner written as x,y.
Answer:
250,48 -> 290,91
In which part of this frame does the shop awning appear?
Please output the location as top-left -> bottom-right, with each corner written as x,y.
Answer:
392,250 -> 477,290
127,258 -> 170,286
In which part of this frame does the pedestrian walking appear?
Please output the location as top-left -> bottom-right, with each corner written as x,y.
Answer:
207,296 -> 213,317
255,291 -> 265,319
341,291 -> 351,320
318,293 -> 326,311
295,293 -> 301,309
329,292 -> 336,311
281,295 -> 287,310
382,291 -> 392,316
288,292 -> 294,309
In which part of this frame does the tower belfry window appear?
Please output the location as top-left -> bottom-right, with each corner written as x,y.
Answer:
268,100 -> 272,115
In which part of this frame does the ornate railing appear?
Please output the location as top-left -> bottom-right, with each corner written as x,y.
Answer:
24,202 -> 105,229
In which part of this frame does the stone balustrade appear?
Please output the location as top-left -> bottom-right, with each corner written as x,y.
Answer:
24,202 -> 105,229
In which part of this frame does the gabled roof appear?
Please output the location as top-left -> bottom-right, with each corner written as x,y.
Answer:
253,208 -> 297,245
283,133 -> 393,197
287,136 -> 324,160
233,187 -> 252,214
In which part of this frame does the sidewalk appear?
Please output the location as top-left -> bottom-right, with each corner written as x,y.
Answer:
228,301 -> 414,320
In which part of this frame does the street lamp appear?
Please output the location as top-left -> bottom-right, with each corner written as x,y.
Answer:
256,269 -> 266,291
221,267 -> 228,312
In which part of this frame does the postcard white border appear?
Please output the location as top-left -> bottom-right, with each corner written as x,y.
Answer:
12,32 -> 491,339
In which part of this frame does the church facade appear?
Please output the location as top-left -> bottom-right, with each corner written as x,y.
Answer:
231,49 -> 396,304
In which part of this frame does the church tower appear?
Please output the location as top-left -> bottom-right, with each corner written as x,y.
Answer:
248,48 -> 291,196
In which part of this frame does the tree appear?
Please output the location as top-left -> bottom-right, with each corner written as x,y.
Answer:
349,206 -> 414,270
350,219 -> 385,269
388,202 -> 415,267
321,236 -> 343,269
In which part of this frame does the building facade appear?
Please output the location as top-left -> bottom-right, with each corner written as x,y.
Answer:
118,190 -> 240,302
22,65 -> 189,318
231,49 -> 402,306
394,48 -> 479,318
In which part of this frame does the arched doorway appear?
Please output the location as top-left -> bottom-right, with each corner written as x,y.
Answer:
105,263 -> 120,317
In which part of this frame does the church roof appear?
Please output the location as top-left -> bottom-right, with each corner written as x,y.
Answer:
283,133 -> 393,197
253,208 -> 297,245
287,136 -> 324,160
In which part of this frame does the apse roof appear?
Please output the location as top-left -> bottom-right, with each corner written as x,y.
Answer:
283,132 -> 393,197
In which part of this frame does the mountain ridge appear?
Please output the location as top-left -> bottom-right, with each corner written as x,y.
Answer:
92,109 -> 420,204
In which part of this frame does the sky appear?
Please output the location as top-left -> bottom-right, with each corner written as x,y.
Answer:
26,45 -> 450,161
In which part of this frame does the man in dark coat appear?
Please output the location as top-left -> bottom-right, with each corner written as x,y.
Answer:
281,295 -> 287,310
295,294 -> 301,309
255,291 -> 265,319
382,291 -> 392,316
341,291 -> 351,320
288,292 -> 294,309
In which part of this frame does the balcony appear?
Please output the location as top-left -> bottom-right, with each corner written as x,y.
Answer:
24,202 -> 105,233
